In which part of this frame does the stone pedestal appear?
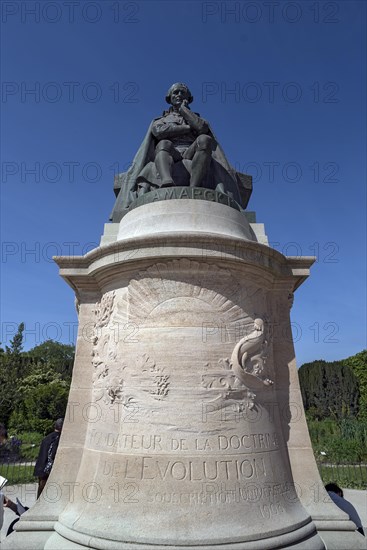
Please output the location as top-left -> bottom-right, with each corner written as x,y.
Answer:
5,200 -> 364,549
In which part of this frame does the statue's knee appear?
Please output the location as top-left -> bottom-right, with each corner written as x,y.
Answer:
155,140 -> 173,154
197,134 -> 213,151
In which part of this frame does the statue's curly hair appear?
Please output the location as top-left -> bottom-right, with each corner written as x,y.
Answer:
165,83 -> 193,104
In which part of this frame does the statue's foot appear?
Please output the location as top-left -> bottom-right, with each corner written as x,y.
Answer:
138,185 -> 149,197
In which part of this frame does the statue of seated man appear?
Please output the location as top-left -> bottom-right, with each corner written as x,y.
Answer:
110,83 -> 252,222
138,83 -> 213,194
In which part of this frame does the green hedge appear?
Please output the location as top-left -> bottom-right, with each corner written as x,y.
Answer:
0,463 -> 35,485
308,419 -> 367,463
317,464 -> 367,490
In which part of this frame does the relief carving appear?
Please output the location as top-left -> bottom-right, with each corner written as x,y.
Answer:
92,291 -> 122,404
91,291 -> 170,406
202,318 -> 273,411
93,352 -> 169,406
230,318 -> 273,389
202,357 -> 257,410
94,291 -> 116,328
128,259 -> 259,328
138,354 -> 170,400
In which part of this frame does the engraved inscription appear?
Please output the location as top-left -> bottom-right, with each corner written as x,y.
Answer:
89,431 -> 279,453
217,433 -> 279,451
146,481 -> 295,507
102,456 -> 267,482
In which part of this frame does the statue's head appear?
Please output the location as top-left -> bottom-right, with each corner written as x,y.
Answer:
165,83 -> 193,105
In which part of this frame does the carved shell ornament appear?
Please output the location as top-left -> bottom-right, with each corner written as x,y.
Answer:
230,318 -> 274,389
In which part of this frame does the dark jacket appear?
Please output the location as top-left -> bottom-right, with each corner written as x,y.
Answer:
33,431 -> 60,478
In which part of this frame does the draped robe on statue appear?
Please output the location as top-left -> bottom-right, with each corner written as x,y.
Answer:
110,111 -> 252,223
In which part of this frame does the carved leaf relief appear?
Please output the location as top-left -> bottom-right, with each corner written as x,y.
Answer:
94,291 -> 116,328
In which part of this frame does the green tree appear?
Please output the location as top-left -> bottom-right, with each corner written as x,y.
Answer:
299,359 -> 360,420
0,323 -> 27,426
0,354 -> 16,426
9,362 -> 70,435
26,340 -> 75,380
6,322 -> 25,355
342,350 -> 367,421
0,332 -> 74,430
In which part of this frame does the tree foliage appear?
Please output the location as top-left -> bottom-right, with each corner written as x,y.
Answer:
299,351 -> 367,465
308,418 -> 367,463
25,340 -> 75,379
0,354 -> 16,426
0,324 -> 27,426
6,322 -> 25,355
0,326 -> 74,433
299,358 -> 360,420
341,350 -> 367,421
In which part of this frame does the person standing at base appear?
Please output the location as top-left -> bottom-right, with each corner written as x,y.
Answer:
325,482 -> 365,536
0,423 -> 8,445
2,496 -> 29,536
33,418 -> 63,499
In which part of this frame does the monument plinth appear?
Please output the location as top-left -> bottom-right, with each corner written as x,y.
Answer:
5,84 -> 364,550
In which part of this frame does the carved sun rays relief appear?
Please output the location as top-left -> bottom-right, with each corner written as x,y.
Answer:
127,259 -> 262,327
90,260 -> 274,414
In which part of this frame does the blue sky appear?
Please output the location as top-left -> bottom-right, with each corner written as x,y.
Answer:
1,0 -> 366,366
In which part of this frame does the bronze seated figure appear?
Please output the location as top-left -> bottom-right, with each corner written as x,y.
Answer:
110,83 -> 252,222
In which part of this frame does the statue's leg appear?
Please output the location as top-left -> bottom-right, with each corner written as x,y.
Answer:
189,135 -> 213,187
155,140 -> 175,186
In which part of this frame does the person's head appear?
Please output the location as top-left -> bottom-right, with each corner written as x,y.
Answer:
325,482 -> 343,498
54,418 -> 64,432
0,423 -> 8,443
165,83 -> 193,106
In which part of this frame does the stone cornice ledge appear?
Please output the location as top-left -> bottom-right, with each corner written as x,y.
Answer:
53,233 -> 315,293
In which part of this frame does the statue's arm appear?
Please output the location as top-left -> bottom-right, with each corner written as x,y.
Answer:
152,120 -> 191,140
179,105 -> 209,134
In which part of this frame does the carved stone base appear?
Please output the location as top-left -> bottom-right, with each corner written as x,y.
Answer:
4,201 -> 363,550
44,520 -> 323,549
